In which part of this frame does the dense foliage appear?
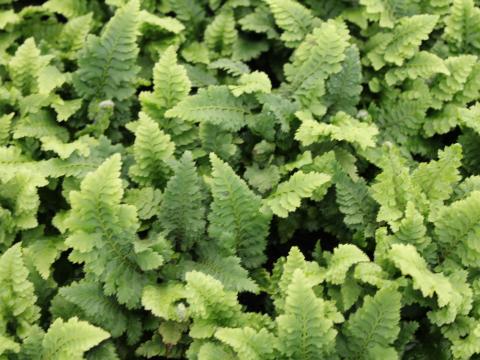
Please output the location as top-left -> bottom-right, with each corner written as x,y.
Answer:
1,0 -> 480,358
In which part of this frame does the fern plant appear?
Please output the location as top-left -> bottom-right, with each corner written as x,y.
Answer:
1,0 -> 480,358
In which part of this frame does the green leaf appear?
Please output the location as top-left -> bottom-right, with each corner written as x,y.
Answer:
42,317 -> 110,360
388,244 -> 455,307
277,269 -> 337,358
324,244 -> 370,285
341,287 -> 401,359
208,153 -> 271,268
128,113 -> 175,187
296,111 -> 378,149
229,71 -> 272,97
215,327 -> 277,360
73,0 -> 140,100
265,0 -> 315,47
165,86 -> 248,131
264,170 -> 331,217
158,151 -> 206,251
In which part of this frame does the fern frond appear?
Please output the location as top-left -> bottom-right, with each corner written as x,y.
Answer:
57,13 -> 93,57
140,45 -> 191,118
199,122 -> 238,160
371,145 -> 424,229
393,202 -> 431,251
284,19 -> 350,114
165,86 -> 248,131
43,0 -> 88,18
359,0 -> 395,28
158,151 -> 206,251
335,172 -> 377,239
185,271 -> 243,336
412,144 -> 462,209
430,55 -> 477,107
0,244 -> 40,338
8,38 -> 52,95
0,113 -> 13,146
42,317 -> 110,360
239,6 -> 278,39
176,254 -> 259,293
459,102 -> 480,134
142,283 -> 187,321
264,0 -> 315,47
264,170 -> 331,217
340,286 -> 401,359
325,45 -> 363,116
273,247 -> 324,309
128,114 -> 175,187
385,51 -> 450,85
204,9 -> 237,57
443,0 -> 480,52
366,15 -> 438,69
59,281 -> 129,338
296,111 -> 378,149
388,244 -> 455,307
73,0 -> 140,100
208,153 -> 271,268
435,191 -> 480,267
277,269 -> 337,358
229,71 -> 271,97
324,244 -> 370,285
215,327 -> 277,360
65,155 -> 158,308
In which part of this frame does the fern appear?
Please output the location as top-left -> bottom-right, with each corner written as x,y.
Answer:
73,0 -> 140,101
443,0 -> 480,52
393,202 -> 431,252
0,244 -> 40,338
215,327 -> 277,360
158,151 -> 206,251
185,271 -> 243,336
43,0 -> 88,18
128,114 -> 175,188
65,155 -> 160,308
264,0 -> 315,47
340,286 -> 401,359
276,269 -> 337,358
371,145 -> 424,229
1,0 -> 480,358
139,45 -> 191,118
359,0 -> 396,28
430,55 -> 477,107
412,144 -> 462,212
229,71 -> 272,97
296,111 -> 379,149
57,14 -> 93,58
366,15 -> 438,69
41,317 -> 110,360
142,283 -> 187,321
208,153 -> 271,268
324,244 -> 370,285
284,19 -> 350,114
8,38 -> 52,95
264,170 -> 331,218
204,9 -> 237,57
385,51 -> 450,85
388,244 -> 456,308
435,191 -> 480,267
325,45 -> 363,116
166,86 -> 248,131
58,281 -> 130,338
335,172 -> 378,239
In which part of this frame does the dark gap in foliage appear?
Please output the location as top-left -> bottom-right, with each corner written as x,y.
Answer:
238,291 -> 269,314
52,250 -> 81,286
